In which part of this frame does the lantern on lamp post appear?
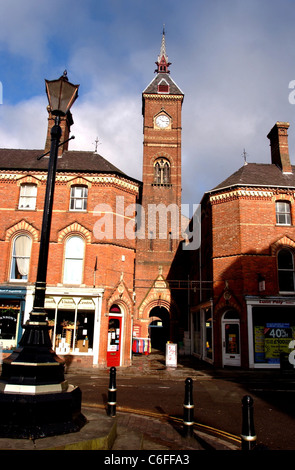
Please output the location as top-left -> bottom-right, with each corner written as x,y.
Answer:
0,72 -> 85,440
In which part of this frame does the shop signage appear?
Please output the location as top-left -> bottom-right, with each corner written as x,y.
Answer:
264,323 -> 293,364
165,342 -> 177,367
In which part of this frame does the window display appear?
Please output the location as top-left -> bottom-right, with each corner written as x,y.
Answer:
253,307 -> 295,364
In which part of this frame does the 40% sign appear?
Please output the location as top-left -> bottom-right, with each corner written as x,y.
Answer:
288,340 -> 295,366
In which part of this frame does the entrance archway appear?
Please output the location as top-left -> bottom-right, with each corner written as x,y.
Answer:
148,306 -> 170,350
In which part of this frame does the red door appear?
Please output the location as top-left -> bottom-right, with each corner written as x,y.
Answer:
107,316 -> 122,367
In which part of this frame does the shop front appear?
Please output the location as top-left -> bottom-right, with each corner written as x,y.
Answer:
43,287 -> 103,366
0,286 -> 26,354
247,297 -> 295,368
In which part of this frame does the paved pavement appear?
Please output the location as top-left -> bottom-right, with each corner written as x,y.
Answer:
0,350 -> 294,453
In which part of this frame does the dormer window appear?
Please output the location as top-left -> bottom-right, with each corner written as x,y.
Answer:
158,79 -> 169,94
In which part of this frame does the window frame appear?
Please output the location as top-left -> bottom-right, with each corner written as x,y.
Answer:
277,248 -> 295,293
69,185 -> 88,212
10,234 -> 32,282
276,201 -> 291,226
153,158 -> 171,185
63,235 -> 85,285
18,183 -> 37,210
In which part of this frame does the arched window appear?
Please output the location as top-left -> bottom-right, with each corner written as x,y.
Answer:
154,158 -> 170,185
10,234 -> 32,281
278,248 -> 295,292
63,236 -> 85,284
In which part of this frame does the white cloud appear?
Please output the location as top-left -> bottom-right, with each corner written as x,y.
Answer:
0,97 -> 47,149
70,94 -> 143,181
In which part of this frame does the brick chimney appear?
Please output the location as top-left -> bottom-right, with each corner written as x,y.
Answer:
44,106 -> 74,157
267,121 -> 292,173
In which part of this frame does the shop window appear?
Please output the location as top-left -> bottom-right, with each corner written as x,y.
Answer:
0,302 -> 19,343
63,236 -> 85,285
252,306 -> 295,365
18,184 -> 37,210
47,308 -> 94,354
154,158 -> 170,185
10,234 -> 32,281
278,248 -> 295,292
70,185 -> 88,211
276,201 -> 291,225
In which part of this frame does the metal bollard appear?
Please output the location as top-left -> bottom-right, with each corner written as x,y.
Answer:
241,395 -> 257,450
183,377 -> 194,437
107,366 -> 117,417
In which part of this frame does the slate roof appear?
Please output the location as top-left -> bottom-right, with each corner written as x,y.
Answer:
0,148 -> 140,184
143,72 -> 184,96
210,163 -> 295,194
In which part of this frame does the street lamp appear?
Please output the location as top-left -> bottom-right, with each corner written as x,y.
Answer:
0,72 -> 85,439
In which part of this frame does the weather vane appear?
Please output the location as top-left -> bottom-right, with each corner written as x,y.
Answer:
242,148 -> 248,165
93,136 -> 101,153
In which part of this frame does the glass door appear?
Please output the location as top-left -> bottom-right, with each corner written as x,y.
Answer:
222,315 -> 241,366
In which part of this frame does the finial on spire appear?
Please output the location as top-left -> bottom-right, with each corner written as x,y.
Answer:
155,26 -> 171,74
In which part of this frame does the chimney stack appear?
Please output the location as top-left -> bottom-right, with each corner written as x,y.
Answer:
44,106 -> 74,157
267,122 -> 292,173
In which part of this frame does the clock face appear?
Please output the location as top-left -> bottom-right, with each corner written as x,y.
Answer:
155,114 -> 170,128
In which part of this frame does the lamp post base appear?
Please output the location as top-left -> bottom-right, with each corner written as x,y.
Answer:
0,384 -> 86,440
0,318 -> 86,439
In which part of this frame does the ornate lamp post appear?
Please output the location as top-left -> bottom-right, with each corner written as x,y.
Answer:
0,72 -> 85,439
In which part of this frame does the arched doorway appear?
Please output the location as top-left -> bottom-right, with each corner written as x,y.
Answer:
107,304 -> 123,367
148,306 -> 170,350
222,310 -> 241,367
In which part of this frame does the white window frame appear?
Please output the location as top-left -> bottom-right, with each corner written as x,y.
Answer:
276,201 -> 291,225
18,184 -> 37,210
70,186 -> 88,211
63,236 -> 85,285
10,234 -> 32,281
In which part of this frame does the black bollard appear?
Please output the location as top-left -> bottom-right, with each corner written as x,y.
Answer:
241,395 -> 256,450
183,377 -> 194,437
107,367 -> 117,417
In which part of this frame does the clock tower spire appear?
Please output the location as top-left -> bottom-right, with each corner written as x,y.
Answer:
155,26 -> 171,74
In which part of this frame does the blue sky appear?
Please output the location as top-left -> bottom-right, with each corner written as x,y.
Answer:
1,0 -> 295,210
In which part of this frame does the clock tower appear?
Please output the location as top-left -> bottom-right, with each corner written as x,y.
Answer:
134,30 -> 184,348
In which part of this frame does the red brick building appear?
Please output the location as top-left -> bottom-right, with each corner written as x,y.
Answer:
0,123 -> 141,368
0,32 -> 186,368
189,121 -> 295,369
